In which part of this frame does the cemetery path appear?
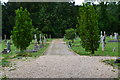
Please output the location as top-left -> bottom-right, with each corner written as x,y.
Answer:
44,39 -> 77,55
2,39 -> 118,78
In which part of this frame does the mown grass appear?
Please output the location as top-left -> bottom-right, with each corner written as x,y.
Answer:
0,38 -> 52,67
64,37 -> 119,56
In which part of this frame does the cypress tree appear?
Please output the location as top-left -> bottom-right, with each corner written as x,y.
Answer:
77,4 -> 100,54
12,7 -> 33,51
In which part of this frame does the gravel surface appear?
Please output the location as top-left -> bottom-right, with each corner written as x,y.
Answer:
2,39 -> 118,78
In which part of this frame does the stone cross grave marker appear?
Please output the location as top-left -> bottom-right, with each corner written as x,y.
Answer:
101,31 -> 106,51
100,31 -> 103,43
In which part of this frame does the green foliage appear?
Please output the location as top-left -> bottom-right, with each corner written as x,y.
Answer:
98,2 -> 120,34
12,7 -> 33,51
0,60 -> 11,67
65,28 -> 76,42
98,2 -> 109,32
68,37 -> 118,56
0,39 -> 52,61
2,2 -> 78,38
77,3 -> 100,54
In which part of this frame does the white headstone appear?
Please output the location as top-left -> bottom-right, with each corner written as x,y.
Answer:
110,35 -> 112,39
101,31 -> 103,38
113,47 -> 116,52
100,31 -> 103,43
114,32 -> 118,40
6,41 -> 11,53
44,36 -> 46,45
4,35 -> 6,40
104,31 -> 106,37
40,34 -> 42,44
4,35 -> 6,42
34,34 -> 37,42
101,36 -> 105,51
116,33 -> 118,40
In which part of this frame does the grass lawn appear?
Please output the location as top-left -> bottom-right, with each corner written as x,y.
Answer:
64,37 -> 119,57
0,38 -> 52,67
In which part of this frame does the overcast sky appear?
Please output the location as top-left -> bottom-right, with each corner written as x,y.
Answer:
1,0 -> 85,5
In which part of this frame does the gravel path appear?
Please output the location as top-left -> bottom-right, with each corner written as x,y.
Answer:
44,39 -> 77,55
2,39 -> 118,78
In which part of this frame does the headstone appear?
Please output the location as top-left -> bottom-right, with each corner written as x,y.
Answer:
100,31 -> 103,38
44,36 -> 46,45
101,36 -> 105,51
104,31 -> 106,39
34,34 -> 37,42
68,41 -> 72,48
40,34 -> 42,44
114,32 -> 118,40
1,41 -> 11,54
6,41 -> 11,53
10,35 -> 12,43
110,35 -> 112,39
100,31 -> 103,43
34,43 -> 39,51
116,33 -> 118,40
112,47 -> 116,52
114,33 -> 116,40
4,34 -> 6,42
101,32 -> 106,51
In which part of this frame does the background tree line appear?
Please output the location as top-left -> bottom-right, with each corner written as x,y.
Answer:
1,2 -> 120,39
2,2 -> 78,38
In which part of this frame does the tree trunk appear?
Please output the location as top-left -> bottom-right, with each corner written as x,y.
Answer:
91,50 -> 94,54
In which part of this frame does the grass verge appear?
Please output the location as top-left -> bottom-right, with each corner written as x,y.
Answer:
102,59 -> 120,69
0,38 -> 52,67
64,37 -> 119,57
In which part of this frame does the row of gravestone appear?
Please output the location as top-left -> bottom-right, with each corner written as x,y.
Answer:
1,34 -> 49,54
100,31 -> 119,52
65,31 -> 119,52
109,32 -> 119,40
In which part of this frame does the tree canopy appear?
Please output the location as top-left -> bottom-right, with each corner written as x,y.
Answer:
12,7 -> 33,51
2,2 -> 120,39
77,3 -> 100,54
